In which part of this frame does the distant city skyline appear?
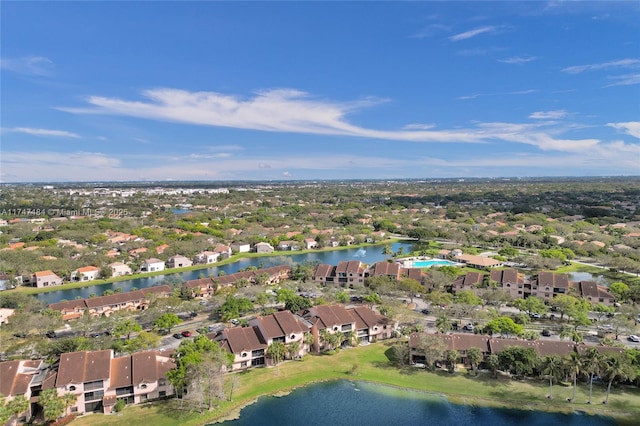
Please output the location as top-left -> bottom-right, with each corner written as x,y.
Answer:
1,1 -> 639,182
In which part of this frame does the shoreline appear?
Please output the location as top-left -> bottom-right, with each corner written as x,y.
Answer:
9,240 -> 406,297
205,377 -> 630,426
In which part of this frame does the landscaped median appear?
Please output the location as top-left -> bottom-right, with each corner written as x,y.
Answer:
69,340 -> 640,426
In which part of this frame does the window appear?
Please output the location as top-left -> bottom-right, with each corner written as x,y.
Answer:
116,386 -> 134,396
83,380 -> 104,391
158,379 -> 167,386
242,352 -> 248,357
140,394 -> 148,402
140,384 -> 148,389
68,385 -> 76,391
241,361 -> 248,368
84,390 -> 104,402
159,391 -> 166,397
71,407 -> 78,413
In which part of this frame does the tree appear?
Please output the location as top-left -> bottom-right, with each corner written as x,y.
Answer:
550,294 -> 579,322
435,314 -> 452,333
153,312 -> 182,333
487,354 -> 500,378
335,290 -> 350,304
564,352 -> 583,402
609,282 -> 630,303
466,347 -> 483,376
219,295 -> 254,321
582,347 -> 603,404
284,295 -> 312,313
445,349 -> 458,373
541,355 -> 564,399
267,341 -> 286,365
168,335 -> 233,402
2,395 -> 28,426
112,318 -> 142,340
39,389 -> 65,422
398,278 -> 424,303
287,341 -> 301,360
363,292 -> 382,308
417,334 -> 446,371
602,354 -> 636,405
497,346 -> 537,378
485,316 -> 523,338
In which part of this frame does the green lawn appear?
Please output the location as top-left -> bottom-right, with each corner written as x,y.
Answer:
70,341 -> 640,426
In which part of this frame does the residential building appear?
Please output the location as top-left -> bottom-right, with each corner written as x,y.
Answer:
109,262 -> 132,277
167,255 -> 193,269
140,258 -> 165,273
194,250 -> 220,264
217,326 -> 268,371
249,311 -> 311,358
32,270 -> 63,288
304,238 -> 318,249
254,242 -> 275,253
71,266 -> 100,282
230,242 -> 251,253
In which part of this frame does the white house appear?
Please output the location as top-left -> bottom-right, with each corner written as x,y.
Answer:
71,266 -> 101,282
254,242 -> 275,253
32,270 -> 63,288
109,262 -> 132,277
230,242 -> 251,253
304,238 -> 319,250
167,255 -> 193,268
194,251 -> 220,264
140,258 -> 165,273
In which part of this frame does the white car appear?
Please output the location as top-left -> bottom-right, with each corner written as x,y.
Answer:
628,335 -> 640,343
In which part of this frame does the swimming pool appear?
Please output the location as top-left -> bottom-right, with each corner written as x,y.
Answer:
411,259 -> 457,268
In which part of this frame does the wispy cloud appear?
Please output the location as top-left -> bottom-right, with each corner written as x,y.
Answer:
0,56 -> 54,76
529,110 -> 568,120
449,26 -> 498,41
60,87 -> 601,154
411,24 -> 451,39
608,121 -> 640,139
561,58 -> 640,74
603,73 -> 640,87
498,56 -> 538,64
457,89 -> 538,100
3,127 -> 80,138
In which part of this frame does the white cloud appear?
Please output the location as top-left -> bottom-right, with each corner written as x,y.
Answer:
402,123 -> 436,130
449,26 -> 497,41
60,87 -> 611,154
608,122 -> 640,139
561,58 -> 640,74
498,56 -> 538,64
0,56 -> 54,76
529,110 -> 568,119
3,127 -> 80,138
603,73 -> 640,87
411,24 -> 451,39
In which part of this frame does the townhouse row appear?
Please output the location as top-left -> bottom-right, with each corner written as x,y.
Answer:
1,304 -> 395,421
408,331 -> 625,367
49,266 -> 292,320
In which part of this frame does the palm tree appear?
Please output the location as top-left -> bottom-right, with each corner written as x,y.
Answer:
602,354 -> 636,405
541,355 -> 564,399
445,350 -> 458,373
435,314 -> 452,333
266,341 -> 286,366
487,354 -> 500,378
286,341 -> 300,360
582,348 -> 603,404
303,331 -> 315,351
564,352 -> 583,402
466,347 -> 483,376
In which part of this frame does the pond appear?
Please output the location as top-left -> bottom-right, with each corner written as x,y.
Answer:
218,380 -> 615,426
35,242 -> 415,304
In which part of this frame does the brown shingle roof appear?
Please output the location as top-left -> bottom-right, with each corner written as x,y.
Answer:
56,350 -> 112,386
304,305 -> 355,330
0,360 -> 39,396
110,356 -> 132,389
223,326 -> 267,354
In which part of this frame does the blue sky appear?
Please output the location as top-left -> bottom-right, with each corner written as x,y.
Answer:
1,1 -> 639,182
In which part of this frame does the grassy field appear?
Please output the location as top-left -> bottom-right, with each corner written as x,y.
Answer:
69,340 -> 640,426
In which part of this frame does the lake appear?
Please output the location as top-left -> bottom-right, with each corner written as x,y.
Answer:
35,242 -> 414,304
219,380 -> 615,426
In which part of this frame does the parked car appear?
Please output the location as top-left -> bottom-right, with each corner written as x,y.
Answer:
541,329 -> 551,337
530,312 -> 541,319
628,335 -> 640,343
45,331 -> 57,338
230,319 -> 240,326
421,309 -> 431,315
463,323 -> 474,331
189,312 -> 198,318
181,330 -> 192,337
173,333 -> 183,339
